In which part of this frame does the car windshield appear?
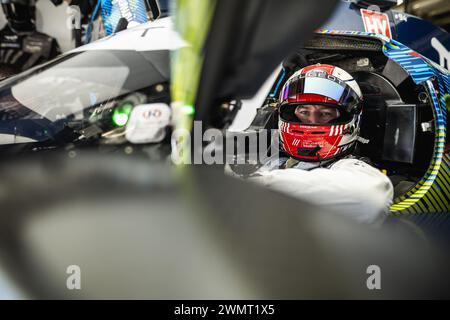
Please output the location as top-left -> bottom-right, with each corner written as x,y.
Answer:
0,49 -> 170,147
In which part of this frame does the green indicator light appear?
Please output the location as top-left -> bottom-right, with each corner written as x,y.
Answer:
181,105 -> 195,115
112,103 -> 133,127
112,113 -> 129,126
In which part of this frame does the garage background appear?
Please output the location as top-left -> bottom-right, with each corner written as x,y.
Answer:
0,1 -> 448,55
0,1 -> 73,52
400,0 -> 450,32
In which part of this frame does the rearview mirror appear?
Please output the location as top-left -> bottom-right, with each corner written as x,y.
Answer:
146,0 -> 161,20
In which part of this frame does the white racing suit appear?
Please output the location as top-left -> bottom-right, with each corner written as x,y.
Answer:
248,155 -> 394,225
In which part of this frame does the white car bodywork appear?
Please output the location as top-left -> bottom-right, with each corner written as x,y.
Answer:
71,17 -> 271,132
71,17 -> 186,53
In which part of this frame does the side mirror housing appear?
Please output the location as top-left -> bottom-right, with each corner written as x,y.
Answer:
146,0 -> 161,20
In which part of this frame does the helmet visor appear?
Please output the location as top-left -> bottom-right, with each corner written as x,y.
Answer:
279,103 -> 352,125
281,74 -> 361,113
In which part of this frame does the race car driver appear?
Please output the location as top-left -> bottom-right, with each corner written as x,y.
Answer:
250,64 -> 394,225
0,0 -> 60,76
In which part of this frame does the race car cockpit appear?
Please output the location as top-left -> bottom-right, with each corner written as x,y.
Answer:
235,32 -> 437,199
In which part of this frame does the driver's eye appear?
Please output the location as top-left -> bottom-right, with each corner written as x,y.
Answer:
299,111 -> 309,115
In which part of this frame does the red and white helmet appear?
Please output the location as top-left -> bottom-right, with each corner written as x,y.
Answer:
278,64 -> 363,162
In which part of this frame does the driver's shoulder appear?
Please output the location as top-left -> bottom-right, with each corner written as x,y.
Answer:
329,155 -> 385,177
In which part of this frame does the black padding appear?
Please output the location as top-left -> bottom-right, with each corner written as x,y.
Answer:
382,104 -> 417,163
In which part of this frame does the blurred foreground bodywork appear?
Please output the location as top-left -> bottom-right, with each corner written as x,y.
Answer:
0,151 -> 448,299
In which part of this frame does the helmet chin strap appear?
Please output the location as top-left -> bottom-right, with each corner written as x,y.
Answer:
312,145 -> 321,155
297,145 -> 322,157
316,148 -> 323,167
